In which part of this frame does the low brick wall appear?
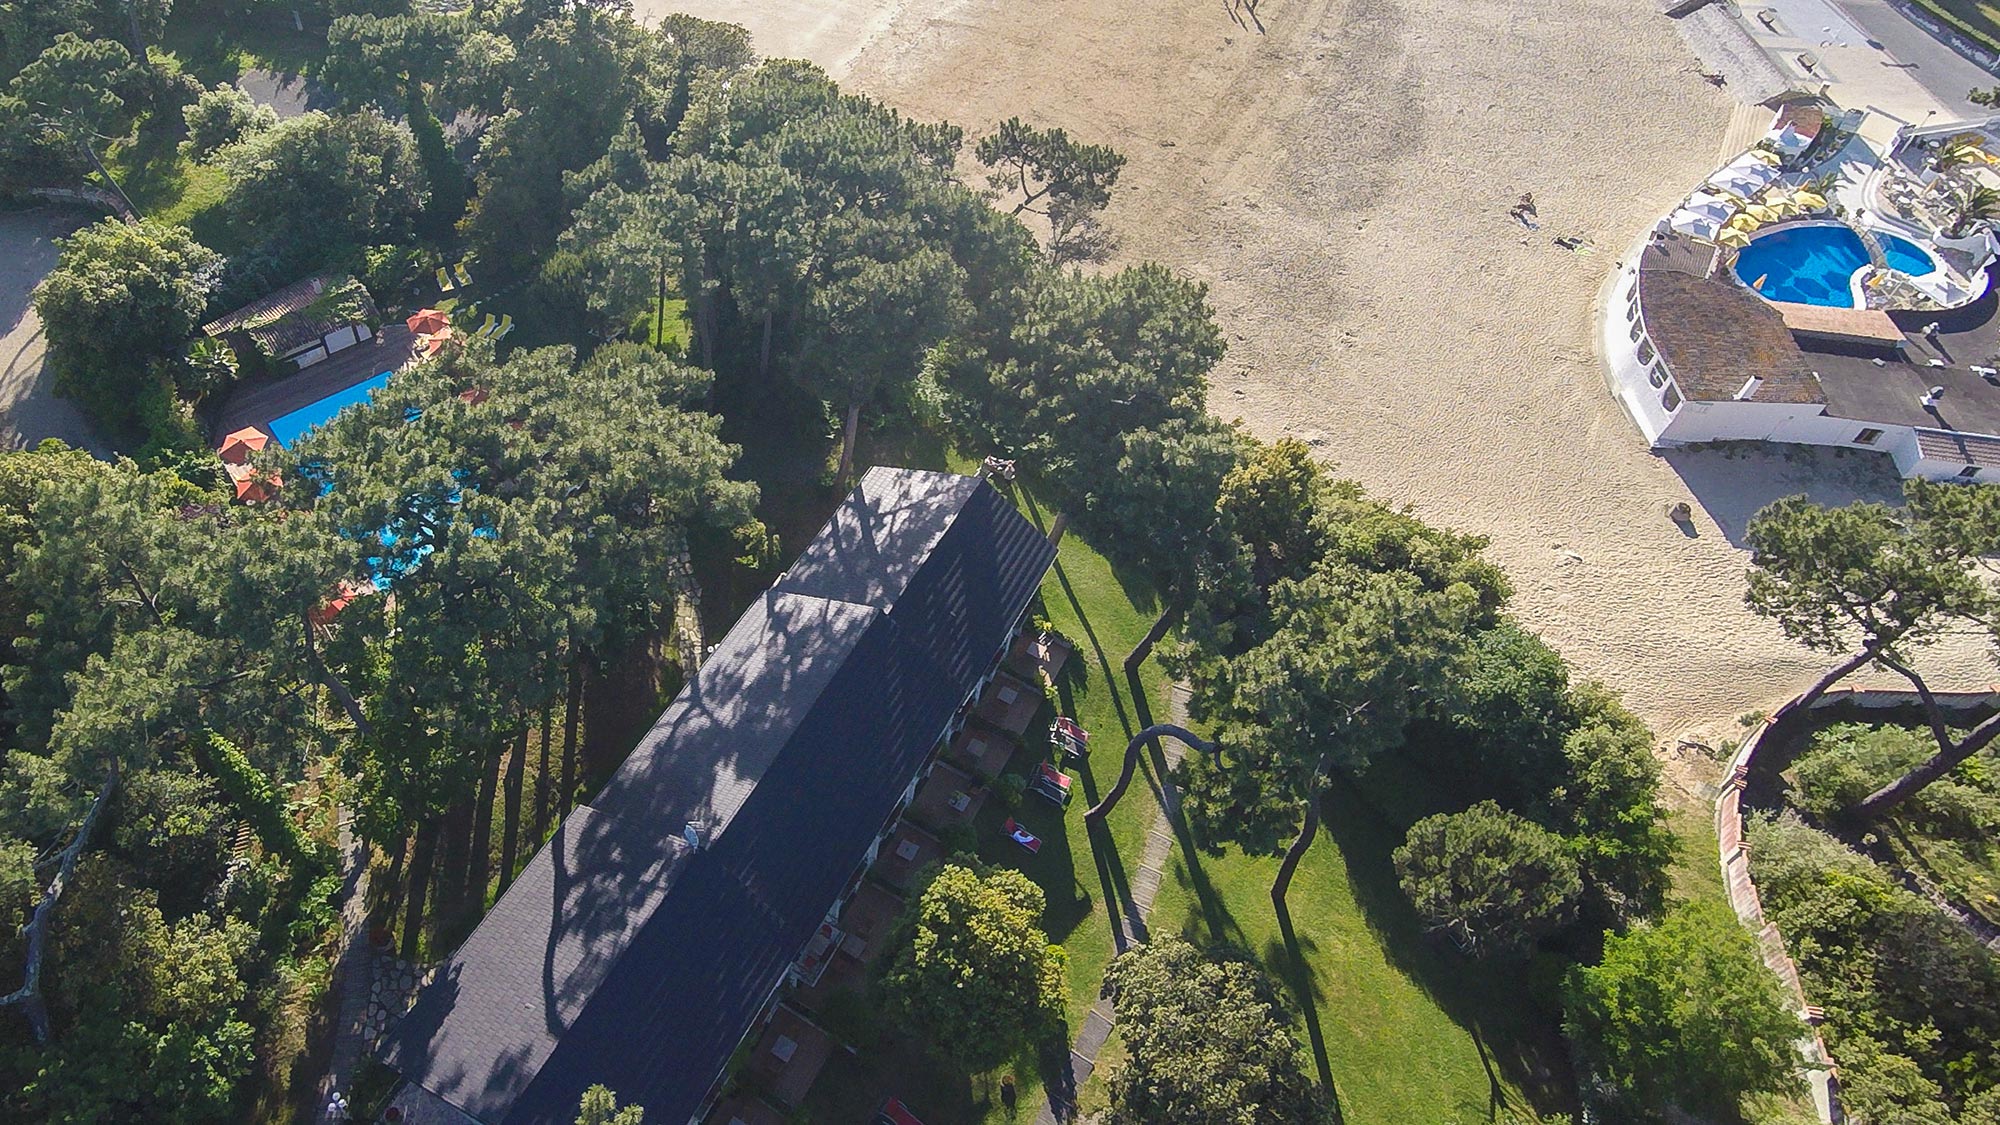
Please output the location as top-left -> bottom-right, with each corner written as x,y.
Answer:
1716,685 -> 2000,1125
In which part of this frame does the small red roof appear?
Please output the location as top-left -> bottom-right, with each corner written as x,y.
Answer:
224,460 -> 281,503
217,426 -> 270,465
458,385 -> 490,405
407,308 -> 450,335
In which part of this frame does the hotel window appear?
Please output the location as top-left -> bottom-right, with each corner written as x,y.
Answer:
1662,382 -> 1682,411
1649,362 -> 1668,389
1959,465 -> 1981,479
1853,428 -> 1882,445
1636,338 -> 1656,365
1629,319 -> 1644,343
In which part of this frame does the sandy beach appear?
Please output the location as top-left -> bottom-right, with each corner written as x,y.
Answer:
645,0 -> 1990,733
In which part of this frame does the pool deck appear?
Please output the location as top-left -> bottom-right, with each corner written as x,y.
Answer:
212,324 -> 416,443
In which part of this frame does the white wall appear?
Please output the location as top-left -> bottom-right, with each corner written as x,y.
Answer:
1604,264 -> 1679,444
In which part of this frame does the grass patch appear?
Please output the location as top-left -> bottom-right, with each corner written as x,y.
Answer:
630,297 -> 691,358
1149,755 -> 1574,1125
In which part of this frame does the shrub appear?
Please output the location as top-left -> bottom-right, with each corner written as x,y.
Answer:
181,84 -> 276,160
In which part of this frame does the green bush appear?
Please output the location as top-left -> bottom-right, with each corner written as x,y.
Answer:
1748,812 -> 2000,1105
181,84 -> 277,161
1793,723 -> 2000,836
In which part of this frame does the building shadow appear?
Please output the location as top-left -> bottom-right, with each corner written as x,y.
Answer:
1663,442 -> 1911,547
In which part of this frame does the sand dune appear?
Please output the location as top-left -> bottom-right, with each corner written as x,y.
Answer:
643,0 -> 1992,733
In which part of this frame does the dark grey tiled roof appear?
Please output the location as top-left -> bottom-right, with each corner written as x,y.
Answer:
379,468 -> 1056,1125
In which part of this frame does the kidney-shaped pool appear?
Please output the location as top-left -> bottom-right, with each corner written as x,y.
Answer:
1732,223 -> 1937,308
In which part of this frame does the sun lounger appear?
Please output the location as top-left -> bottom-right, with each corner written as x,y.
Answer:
474,313 -> 498,338
453,262 -> 473,288
436,267 -> 455,293
492,313 -> 513,340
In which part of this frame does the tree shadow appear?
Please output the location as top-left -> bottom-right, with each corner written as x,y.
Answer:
1319,768 -> 1577,1117
1274,891 -> 1345,1123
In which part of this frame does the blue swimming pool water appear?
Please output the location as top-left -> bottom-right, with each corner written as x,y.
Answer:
1733,225 -> 1937,307
266,371 -> 393,446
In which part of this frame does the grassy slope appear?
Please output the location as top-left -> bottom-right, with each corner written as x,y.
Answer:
1148,755 -> 1572,1125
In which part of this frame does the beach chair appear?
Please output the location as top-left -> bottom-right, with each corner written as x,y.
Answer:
453,262 -> 473,289
436,266 -> 455,293
492,313 -> 513,340
474,313 -> 498,338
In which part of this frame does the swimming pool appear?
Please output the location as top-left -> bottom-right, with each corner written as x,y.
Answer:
1732,224 -> 1937,308
266,371 -> 393,446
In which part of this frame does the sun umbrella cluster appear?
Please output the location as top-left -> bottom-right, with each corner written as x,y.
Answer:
217,426 -> 281,502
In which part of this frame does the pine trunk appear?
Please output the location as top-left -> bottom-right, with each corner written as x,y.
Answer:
1852,709 -> 2000,821
561,658 -> 583,814
465,747 -> 501,912
1085,723 -> 1215,823
839,403 -> 861,485
1124,602 -> 1181,674
400,818 -> 439,960
435,793 -> 473,922
534,695 -> 554,839
1272,779 -> 1326,908
1047,511 -> 1069,547
499,727 -> 527,890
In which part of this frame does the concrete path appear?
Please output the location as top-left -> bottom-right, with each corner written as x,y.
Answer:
313,814 -> 374,1118
1034,685 -> 1193,1125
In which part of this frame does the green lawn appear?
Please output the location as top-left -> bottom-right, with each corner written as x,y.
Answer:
1148,756 -> 1574,1125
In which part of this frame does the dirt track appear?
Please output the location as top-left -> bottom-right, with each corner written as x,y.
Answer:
645,0 -> 1991,732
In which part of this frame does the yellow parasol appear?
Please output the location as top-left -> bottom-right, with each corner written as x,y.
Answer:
1747,148 -> 1783,166
1791,189 -> 1827,210
1716,227 -> 1753,248
1744,204 -> 1782,222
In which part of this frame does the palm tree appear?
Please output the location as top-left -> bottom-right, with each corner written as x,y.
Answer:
1945,183 -> 2000,237
1932,132 -> 1991,174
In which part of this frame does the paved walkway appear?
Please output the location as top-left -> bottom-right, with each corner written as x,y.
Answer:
313,815 -> 374,1119
1034,686 -> 1193,1125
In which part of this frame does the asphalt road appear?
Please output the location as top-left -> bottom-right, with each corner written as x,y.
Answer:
0,209 -> 102,456
1831,0 -> 1999,115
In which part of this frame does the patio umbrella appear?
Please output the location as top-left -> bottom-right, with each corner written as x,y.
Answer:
406,308 -> 450,335
1791,189 -> 1828,210
1744,204 -> 1782,222
225,461 -> 280,503
1669,209 -> 1723,239
1770,124 -> 1811,154
217,426 -> 269,465
419,326 -> 457,358
1716,228 -> 1753,248
1746,147 -> 1782,166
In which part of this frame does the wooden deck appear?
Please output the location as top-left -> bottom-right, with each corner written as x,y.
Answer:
210,324 -> 417,442
1773,300 -> 1906,344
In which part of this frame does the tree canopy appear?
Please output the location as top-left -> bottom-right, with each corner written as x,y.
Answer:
1563,900 -> 1803,1119
879,863 -> 1067,1068
1744,481 -> 2000,821
31,219 -> 221,445
1393,800 -> 1581,958
1099,936 -> 1333,1125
